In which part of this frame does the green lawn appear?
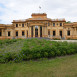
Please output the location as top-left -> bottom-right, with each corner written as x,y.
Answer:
0,54 -> 77,77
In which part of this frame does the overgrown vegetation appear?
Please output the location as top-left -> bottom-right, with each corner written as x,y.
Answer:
0,39 -> 77,63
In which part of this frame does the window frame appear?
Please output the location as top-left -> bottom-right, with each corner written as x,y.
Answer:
16,31 -> 18,36
0,32 -> 2,36
53,31 -> 56,36
53,23 -> 55,27
16,24 -> 18,27
22,31 -> 25,36
60,23 -> 62,26
22,24 -> 24,27
8,31 -> 11,36
67,30 -> 70,36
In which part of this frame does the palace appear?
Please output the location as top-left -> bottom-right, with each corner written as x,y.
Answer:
0,13 -> 77,39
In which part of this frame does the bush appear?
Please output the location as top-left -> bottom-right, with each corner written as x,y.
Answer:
0,39 -> 77,63
49,51 -> 55,57
56,50 -> 61,56
62,51 -> 66,56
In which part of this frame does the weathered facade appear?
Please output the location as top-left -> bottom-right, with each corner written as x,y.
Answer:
0,13 -> 77,39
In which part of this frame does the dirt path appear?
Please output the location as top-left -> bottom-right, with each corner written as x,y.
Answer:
51,40 -> 77,42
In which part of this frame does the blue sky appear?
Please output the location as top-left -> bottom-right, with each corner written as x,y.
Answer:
0,0 -> 77,24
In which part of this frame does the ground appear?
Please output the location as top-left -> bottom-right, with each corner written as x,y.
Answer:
0,54 -> 77,77
51,40 -> 77,42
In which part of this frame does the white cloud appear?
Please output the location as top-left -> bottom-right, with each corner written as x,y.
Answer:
0,0 -> 77,24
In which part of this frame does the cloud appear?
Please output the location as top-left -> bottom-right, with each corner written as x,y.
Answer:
0,0 -> 77,24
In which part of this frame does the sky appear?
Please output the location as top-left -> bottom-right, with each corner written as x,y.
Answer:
0,0 -> 77,24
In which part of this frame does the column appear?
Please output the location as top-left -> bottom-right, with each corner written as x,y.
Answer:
75,28 -> 76,36
38,26 -> 40,37
46,27 -> 48,37
2,29 -> 6,39
33,26 -> 35,37
42,26 -> 44,37
28,27 -> 31,37
45,27 -> 46,37
2,29 -> 4,36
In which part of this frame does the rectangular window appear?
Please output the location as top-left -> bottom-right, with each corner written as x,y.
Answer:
27,23 -> 28,26
60,31 -> 62,37
60,23 -> 62,26
22,24 -> 24,27
53,23 -> 55,27
48,30 -> 50,35
22,31 -> 24,36
67,30 -> 70,36
0,32 -> 2,36
16,24 -> 18,27
53,31 -> 56,36
48,22 -> 50,26
40,26 -> 42,37
16,31 -> 18,36
8,31 -> 10,36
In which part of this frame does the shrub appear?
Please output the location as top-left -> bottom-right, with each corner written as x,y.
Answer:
0,39 -> 77,63
56,50 -> 61,56
66,50 -> 71,55
49,51 -> 55,57
44,52 -> 48,58
62,51 -> 66,56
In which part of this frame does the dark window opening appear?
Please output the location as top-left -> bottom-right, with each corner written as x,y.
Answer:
22,24 -> 24,27
67,30 -> 70,36
16,24 -> 18,27
48,22 -> 50,26
48,30 -> 50,35
22,31 -> 24,36
40,26 -> 42,37
60,31 -> 62,37
35,26 -> 38,37
27,30 -> 28,37
53,23 -> 55,27
0,32 -> 2,36
31,26 -> 33,37
53,31 -> 56,36
27,23 -> 28,26
8,31 -> 10,36
60,23 -> 62,26
16,31 -> 18,36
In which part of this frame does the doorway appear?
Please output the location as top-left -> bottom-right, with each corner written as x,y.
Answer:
35,26 -> 38,37
40,26 -> 42,37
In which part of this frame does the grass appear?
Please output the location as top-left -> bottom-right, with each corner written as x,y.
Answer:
0,54 -> 77,77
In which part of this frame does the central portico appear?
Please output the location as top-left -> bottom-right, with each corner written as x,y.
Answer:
28,25 -> 48,38
27,13 -> 49,38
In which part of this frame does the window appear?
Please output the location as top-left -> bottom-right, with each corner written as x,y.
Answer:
53,23 -> 55,27
16,31 -> 18,36
0,32 -> 2,36
22,24 -> 24,27
48,22 -> 50,26
60,23 -> 62,26
53,31 -> 56,36
8,31 -> 10,36
22,31 -> 24,36
67,30 -> 70,36
16,24 -> 18,27
27,23 -> 28,26
60,31 -> 62,37
48,30 -> 50,35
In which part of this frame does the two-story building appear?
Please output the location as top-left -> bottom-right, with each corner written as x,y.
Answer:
0,13 -> 77,39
